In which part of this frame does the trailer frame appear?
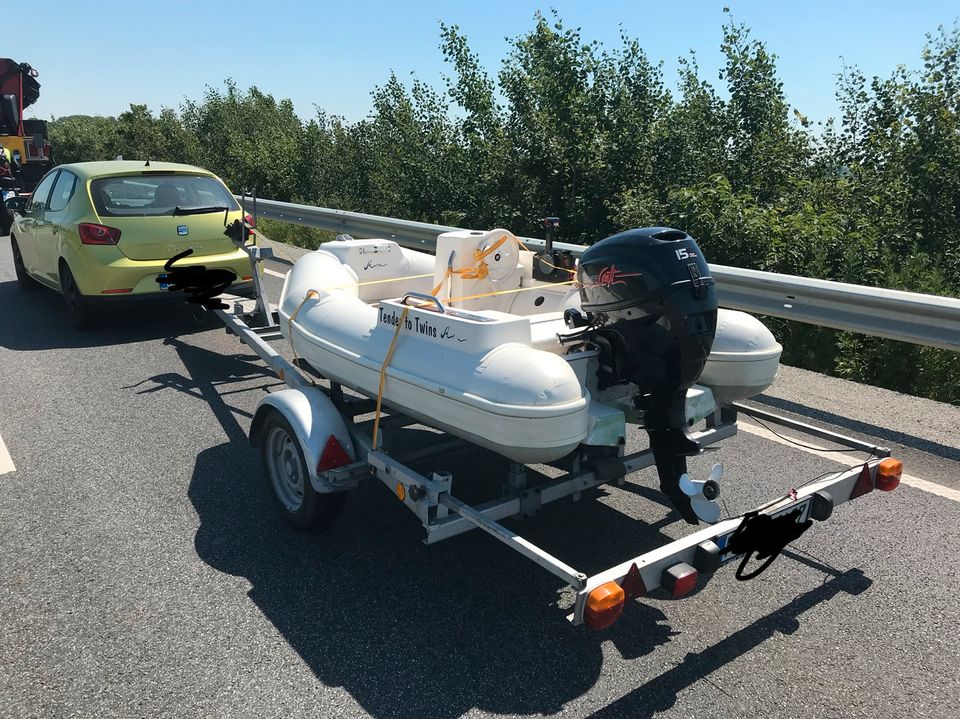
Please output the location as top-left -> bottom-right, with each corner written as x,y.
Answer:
212,233 -> 901,629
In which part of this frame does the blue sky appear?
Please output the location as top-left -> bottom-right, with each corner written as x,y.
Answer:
11,1 -> 959,126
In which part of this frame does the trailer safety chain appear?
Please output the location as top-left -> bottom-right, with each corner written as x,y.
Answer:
724,508 -> 813,580
372,305 -> 411,450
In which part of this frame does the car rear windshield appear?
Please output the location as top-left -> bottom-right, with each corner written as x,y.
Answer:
90,174 -> 240,217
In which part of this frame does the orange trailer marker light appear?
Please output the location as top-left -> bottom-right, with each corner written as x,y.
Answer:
876,458 -> 903,492
584,581 -> 625,630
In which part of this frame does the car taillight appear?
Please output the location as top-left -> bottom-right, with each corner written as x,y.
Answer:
78,223 -> 121,245
42,145 -> 51,158
244,213 -> 256,229
317,434 -> 351,473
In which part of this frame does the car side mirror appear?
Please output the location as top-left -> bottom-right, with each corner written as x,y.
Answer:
5,196 -> 27,213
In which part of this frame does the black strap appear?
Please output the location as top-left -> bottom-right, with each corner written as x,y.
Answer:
725,508 -> 813,580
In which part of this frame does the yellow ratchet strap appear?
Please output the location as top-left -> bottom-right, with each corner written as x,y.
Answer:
431,234 -> 511,297
372,305 -> 411,451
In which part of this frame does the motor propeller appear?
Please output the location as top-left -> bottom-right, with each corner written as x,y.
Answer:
679,463 -> 723,524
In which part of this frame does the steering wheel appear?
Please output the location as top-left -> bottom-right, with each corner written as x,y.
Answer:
476,228 -> 519,282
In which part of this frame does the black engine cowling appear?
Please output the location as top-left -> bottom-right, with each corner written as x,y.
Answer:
577,227 -> 718,523
577,227 -> 718,418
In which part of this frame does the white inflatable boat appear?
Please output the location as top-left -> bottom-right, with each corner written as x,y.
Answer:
278,228 -> 782,465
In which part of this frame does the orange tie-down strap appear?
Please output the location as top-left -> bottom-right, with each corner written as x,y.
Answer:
372,304 -> 411,450
432,233 -> 577,298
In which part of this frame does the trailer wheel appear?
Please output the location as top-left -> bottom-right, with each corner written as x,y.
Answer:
261,411 -> 346,531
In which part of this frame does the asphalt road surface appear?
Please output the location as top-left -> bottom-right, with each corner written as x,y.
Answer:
2,236 -> 959,719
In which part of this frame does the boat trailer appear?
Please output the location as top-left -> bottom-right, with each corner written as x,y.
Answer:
211,233 -> 903,630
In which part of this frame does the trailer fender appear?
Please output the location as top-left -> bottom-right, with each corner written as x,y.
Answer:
250,388 -> 356,491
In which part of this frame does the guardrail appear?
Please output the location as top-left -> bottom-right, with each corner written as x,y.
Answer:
243,197 -> 960,352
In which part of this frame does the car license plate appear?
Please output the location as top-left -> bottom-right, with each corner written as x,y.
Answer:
715,497 -> 812,565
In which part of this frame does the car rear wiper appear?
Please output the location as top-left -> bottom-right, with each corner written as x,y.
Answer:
173,205 -> 230,216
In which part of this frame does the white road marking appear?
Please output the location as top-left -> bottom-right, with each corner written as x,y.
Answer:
263,268 -> 287,279
738,419 -> 960,503
0,433 -> 15,476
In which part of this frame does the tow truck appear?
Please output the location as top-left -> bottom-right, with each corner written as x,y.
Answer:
0,59 -> 53,192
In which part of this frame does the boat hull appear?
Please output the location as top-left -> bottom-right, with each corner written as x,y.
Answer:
280,251 -> 591,464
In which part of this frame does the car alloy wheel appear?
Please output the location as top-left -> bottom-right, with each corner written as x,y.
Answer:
60,263 -> 91,329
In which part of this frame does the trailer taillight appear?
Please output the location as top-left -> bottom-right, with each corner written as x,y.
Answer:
876,458 -> 902,492
78,223 -> 121,245
317,434 -> 351,473
662,562 -> 698,598
584,581 -> 625,630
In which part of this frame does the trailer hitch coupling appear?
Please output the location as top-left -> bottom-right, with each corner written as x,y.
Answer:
724,508 -> 813,581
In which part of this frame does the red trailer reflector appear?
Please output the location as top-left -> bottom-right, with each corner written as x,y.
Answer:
620,562 -> 646,600
662,562 -> 698,598
849,464 -> 874,499
876,458 -> 902,492
584,581 -> 625,630
317,434 -> 351,472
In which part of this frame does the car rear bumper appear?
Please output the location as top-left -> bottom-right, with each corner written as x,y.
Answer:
84,281 -> 255,307
68,244 -> 255,297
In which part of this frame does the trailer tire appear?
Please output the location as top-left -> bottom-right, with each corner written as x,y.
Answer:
260,410 -> 346,531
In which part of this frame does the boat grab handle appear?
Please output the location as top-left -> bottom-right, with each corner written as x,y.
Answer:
401,291 -> 446,314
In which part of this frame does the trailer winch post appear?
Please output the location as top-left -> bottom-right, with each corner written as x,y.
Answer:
237,188 -> 273,325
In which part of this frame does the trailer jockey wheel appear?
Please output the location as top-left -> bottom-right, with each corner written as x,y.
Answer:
260,410 -> 346,531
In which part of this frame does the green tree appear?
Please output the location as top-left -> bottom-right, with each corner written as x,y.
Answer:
47,114 -> 120,163
180,81 -> 304,201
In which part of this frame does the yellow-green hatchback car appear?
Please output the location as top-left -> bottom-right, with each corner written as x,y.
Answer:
9,160 -> 255,327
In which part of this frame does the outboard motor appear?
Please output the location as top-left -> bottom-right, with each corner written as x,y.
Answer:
577,227 -> 718,523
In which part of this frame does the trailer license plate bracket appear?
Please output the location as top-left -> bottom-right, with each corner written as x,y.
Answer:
715,497 -> 813,579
